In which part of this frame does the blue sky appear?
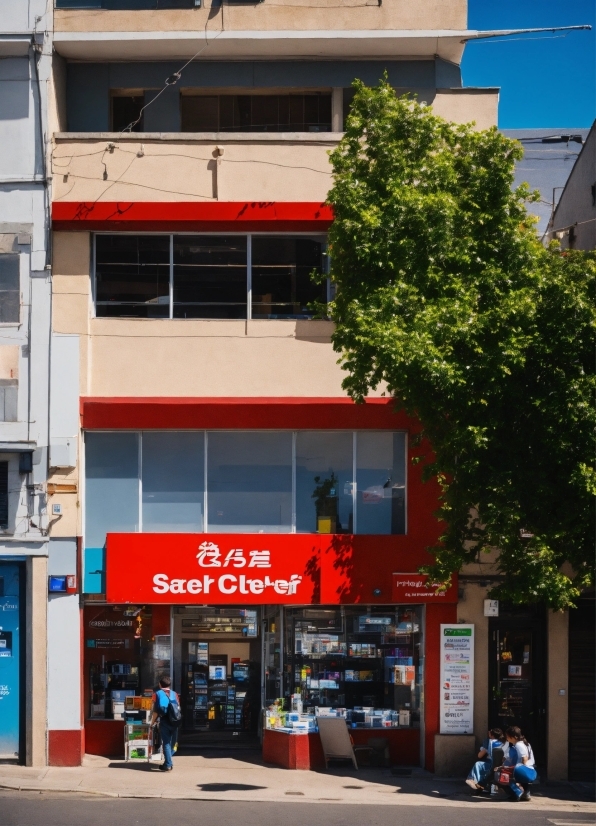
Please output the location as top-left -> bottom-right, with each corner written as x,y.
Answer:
462,0 -> 596,128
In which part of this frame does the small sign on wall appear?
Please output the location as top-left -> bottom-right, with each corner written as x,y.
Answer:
483,599 -> 499,617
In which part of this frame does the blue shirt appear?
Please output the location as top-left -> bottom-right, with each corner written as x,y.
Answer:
153,688 -> 179,717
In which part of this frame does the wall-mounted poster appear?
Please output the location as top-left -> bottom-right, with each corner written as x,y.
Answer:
439,624 -> 474,734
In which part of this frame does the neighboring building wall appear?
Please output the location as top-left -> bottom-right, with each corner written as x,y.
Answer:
547,121 -> 596,250
25,554 -> 48,767
47,538 -> 82,766
1,0 -> 53,767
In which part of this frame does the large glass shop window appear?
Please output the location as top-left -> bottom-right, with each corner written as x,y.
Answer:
282,606 -> 422,727
85,431 -> 407,546
142,431 -> 205,532
207,431 -> 293,533
84,605 -> 170,721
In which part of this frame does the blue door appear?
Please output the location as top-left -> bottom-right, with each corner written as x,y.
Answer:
0,563 -> 23,760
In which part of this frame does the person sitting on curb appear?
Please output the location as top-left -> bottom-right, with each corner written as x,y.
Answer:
150,676 -> 181,772
504,726 -> 537,801
465,728 -> 508,792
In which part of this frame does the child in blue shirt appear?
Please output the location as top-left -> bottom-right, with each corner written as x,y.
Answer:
466,728 -> 507,791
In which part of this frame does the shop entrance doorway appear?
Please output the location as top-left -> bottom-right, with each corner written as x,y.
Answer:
488,605 -> 546,763
173,606 -> 261,748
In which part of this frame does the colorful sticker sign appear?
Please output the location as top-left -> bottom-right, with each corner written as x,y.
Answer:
439,624 -> 474,734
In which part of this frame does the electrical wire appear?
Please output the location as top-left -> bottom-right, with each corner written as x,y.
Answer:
547,216 -> 596,234
121,31 -> 224,133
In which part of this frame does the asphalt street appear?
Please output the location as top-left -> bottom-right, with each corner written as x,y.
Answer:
0,793 -> 595,826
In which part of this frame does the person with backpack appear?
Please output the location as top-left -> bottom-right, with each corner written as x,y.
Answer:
465,728 -> 508,792
504,726 -> 537,801
150,676 -> 182,772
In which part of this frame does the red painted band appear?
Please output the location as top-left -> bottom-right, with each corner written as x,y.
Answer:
52,201 -> 334,232
80,396 -> 419,431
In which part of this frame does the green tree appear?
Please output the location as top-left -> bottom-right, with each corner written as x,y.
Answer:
323,79 -> 595,610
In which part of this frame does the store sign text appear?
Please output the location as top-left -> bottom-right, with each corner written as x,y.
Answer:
152,572 -> 302,596
106,533 -> 317,605
392,573 -> 458,603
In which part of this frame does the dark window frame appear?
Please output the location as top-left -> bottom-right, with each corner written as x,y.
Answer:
180,92 -> 333,133
93,233 -> 329,320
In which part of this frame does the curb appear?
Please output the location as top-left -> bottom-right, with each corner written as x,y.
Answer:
0,781 -> 594,809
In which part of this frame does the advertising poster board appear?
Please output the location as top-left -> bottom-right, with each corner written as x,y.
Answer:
439,624 -> 474,734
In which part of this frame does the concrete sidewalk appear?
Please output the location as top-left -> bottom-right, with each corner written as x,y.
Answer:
0,751 -> 594,810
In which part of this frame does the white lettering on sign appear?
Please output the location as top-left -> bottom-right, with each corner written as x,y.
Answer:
196,542 -> 272,569
153,573 -> 215,594
152,572 -> 302,597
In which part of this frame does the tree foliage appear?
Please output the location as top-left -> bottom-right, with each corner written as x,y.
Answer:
323,79 -> 595,610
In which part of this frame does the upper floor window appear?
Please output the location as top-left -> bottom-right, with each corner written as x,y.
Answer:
94,234 -> 328,320
0,255 -> 20,324
181,93 -> 332,133
111,92 -> 144,132
84,430 -> 407,545
107,91 -> 333,135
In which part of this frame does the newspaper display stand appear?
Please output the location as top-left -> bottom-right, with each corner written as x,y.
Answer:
124,723 -> 162,763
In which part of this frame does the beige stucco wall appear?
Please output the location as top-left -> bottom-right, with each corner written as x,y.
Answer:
53,138 -> 335,204
547,610 -> 569,780
26,555 -> 47,767
55,1 -> 467,34
47,467 -> 80,539
0,346 -> 19,379
432,89 -> 499,132
457,582 -> 490,747
52,230 -> 361,398
52,93 -> 498,204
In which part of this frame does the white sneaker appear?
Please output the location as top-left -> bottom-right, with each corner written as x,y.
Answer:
466,778 -> 478,790
491,784 -> 499,795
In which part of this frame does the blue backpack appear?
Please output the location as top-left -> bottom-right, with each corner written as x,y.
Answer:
158,689 -> 182,727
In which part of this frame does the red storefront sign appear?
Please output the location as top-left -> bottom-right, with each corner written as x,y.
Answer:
106,534 -> 320,605
105,534 -> 457,605
392,573 -> 458,603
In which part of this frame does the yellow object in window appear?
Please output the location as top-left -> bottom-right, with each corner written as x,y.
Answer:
317,516 -> 332,533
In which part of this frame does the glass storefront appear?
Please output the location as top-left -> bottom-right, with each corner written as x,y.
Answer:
283,606 -> 422,726
84,604 -> 169,721
83,603 -> 423,739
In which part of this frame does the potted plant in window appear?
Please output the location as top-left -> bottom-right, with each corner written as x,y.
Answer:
312,472 -> 339,533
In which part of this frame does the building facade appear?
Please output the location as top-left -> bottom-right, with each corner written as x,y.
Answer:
0,0 -> 55,767
546,120 -> 596,250
17,0 -> 587,780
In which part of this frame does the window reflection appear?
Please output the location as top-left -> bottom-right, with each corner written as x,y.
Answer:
296,431 -> 353,533
142,432 -> 204,532
85,430 -> 407,541
207,431 -> 292,533
356,432 -> 406,535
